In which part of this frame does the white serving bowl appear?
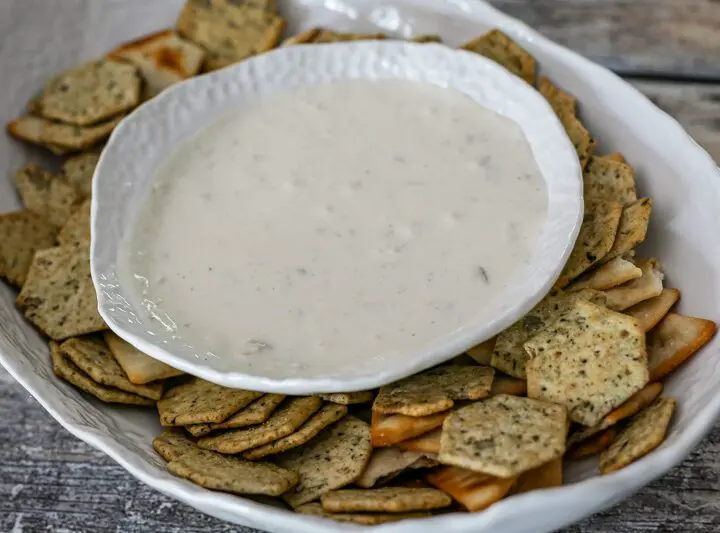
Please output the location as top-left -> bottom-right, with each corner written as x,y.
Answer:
90,39 -> 581,394
0,1 -> 719,532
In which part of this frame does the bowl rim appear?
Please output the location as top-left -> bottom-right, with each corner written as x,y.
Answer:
89,39 -> 583,393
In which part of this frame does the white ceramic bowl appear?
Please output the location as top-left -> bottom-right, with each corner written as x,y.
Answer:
90,39 -> 582,394
0,1 -> 719,532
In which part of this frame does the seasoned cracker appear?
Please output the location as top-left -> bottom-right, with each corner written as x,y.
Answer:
647,313 -> 717,381
176,0 -> 286,71
603,258 -> 664,311
466,337 -> 495,366
153,428 -> 197,462
61,337 -> 163,400
157,377 -> 262,426
281,28 -> 321,46
599,397 -> 676,474
57,199 -> 91,246
411,34 -> 442,43
167,447 -> 298,496
14,164 -> 81,228
37,59 -> 140,125
525,299 -> 649,426
425,466 -> 515,512
569,257 -> 642,292
583,156 -> 637,206
603,198 -> 652,262
103,331 -> 183,385
275,416 -> 372,508
313,30 -> 386,43
321,487 -> 451,513
461,29 -> 537,84
373,365 -> 494,417
186,393 -> 286,436
7,115 -> 122,152
50,341 -> 153,406
537,77 -> 576,117
490,374 -> 527,396
319,391 -> 374,405
295,503 -> 429,524
439,395 -> 566,477
598,152 -> 626,163
511,458 -> 563,494
562,113 -> 597,170
198,396 -> 322,453
567,426 -> 619,460
396,428 -> 441,455
625,288 -> 681,332
61,152 -> 100,199
243,403 -> 347,459
356,448 -> 434,489
0,210 -> 57,287
16,244 -> 107,340
555,201 -> 623,288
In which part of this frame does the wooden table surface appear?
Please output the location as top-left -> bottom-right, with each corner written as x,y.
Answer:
2,1 -> 720,532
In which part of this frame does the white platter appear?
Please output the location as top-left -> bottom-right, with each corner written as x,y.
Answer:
1,1 -> 719,532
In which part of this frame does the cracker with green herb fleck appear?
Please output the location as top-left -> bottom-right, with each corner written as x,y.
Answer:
62,152 -> 100,199
295,503 -> 430,524
563,113 -> 597,170
425,465 -> 515,512
167,447 -> 298,496
198,396 -> 322,453
243,403 -> 347,459
158,377 -> 262,426
525,299 -> 649,426
14,164 -> 80,228
598,152 -> 626,163
16,244 -> 107,340
57,199 -> 91,246
319,391 -> 374,405
373,365 -> 494,417
313,30 -> 386,43
537,77 -> 576,117
555,201 -> 623,288
103,331 -> 183,384
0,210 -> 57,287
356,447 -> 433,489
603,198 -> 652,263
583,156 -> 637,206
186,393 -> 286,437
439,395 -> 566,478
7,115 -> 122,152
276,416 -> 372,508
50,341 -> 154,406
625,288 -> 681,332
411,34 -> 442,43
461,29 -> 536,85
321,487 -> 451,514
647,313 -> 717,381
599,397 -> 676,474
603,258 -> 664,311
153,428 -> 197,462
568,257 -> 642,292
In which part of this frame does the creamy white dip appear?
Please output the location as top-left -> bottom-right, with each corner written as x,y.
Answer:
119,79 -> 547,375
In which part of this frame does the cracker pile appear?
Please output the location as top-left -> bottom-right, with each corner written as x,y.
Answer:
1,2 -> 717,525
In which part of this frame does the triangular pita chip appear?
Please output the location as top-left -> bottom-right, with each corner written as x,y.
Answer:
603,258 -> 664,311
466,337 -> 495,365
568,257 -> 642,292
371,410 -> 448,447
356,447 -> 434,488
396,428 -> 442,455
103,331 -> 183,384
647,313 -> 717,381
426,466 -> 515,512
567,426 -> 619,460
602,198 -> 652,262
625,288 -> 681,332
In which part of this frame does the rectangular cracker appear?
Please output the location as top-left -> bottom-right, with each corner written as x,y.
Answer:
7,115 -> 122,152
425,466 -> 516,512
243,403 -> 347,459
321,487 -> 451,513
356,448 -> 430,488
625,288 -> 681,332
599,397 -> 676,474
461,29 -> 537,85
373,365 -> 494,417
14,164 -> 81,228
153,428 -> 197,462
50,341 -> 154,406
197,396 -> 322,453
167,447 -> 298,496
568,257 -> 642,292
319,391 -> 374,404
0,210 -> 57,287
396,428 -> 442,455
275,416 -> 372,508
583,156 -> 638,206
16,244 -> 107,340
157,377 -> 262,426
647,313 -> 717,381
510,458 -> 563,494
61,152 -> 100,199
57,199 -> 91,246
103,331 -> 184,384
466,337 -> 495,366
603,198 -> 653,262
60,337 -> 163,400
603,258 -> 664,311
186,393 -> 286,437
295,503 -> 430,525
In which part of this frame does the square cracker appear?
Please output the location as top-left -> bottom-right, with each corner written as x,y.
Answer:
425,466 -> 516,512
176,0 -> 286,71
107,30 -> 205,99
603,258 -> 664,311
511,458 -> 563,494
104,331 -> 184,384
198,396 -> 322,453
158,377 -> 262,426
583,156 -> 638,206
647,313 -> 717,381
525,299 -> 649,426
439,395 -> 566,477
167,447 -> 298,496
603,198 -> 653,263
319,391 -> 374,404
61,152 -> 100,199
320,487 -> 451,513
555,201 -> 623,288
371,410 -> 448,447
57,199 -> 91,246
625,288 -> 681,332
599,397 -> 676,474
37,59 -> 140,126
0,210 -> 57,287
50,341 -> 154,406
16,244 -> 107,340
243,403 -> 347,459
275,416 -> 372,508
295,503 -> 429,525
373,365 -> 494,417
568,256 -> 642,292
537,77 -> 576,117
461,29 -> 537,85
153,428 -> 197,462
7,115 -> 122,152
60,337 -> 163,400
14,164 -> 81,228
356,447 -> 432,488
186,393 -> 286,437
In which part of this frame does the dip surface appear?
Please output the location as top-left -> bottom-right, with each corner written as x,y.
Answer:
119,79 -> 547,376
